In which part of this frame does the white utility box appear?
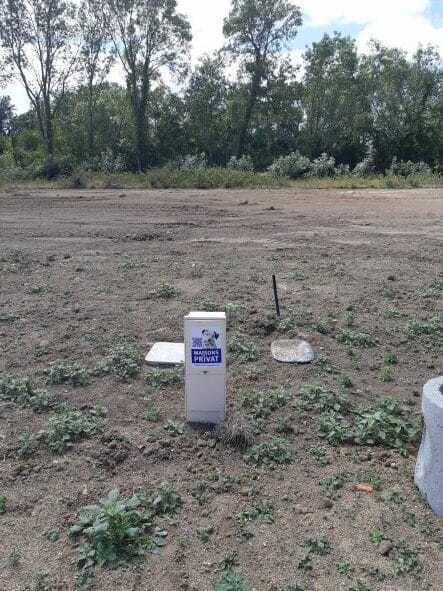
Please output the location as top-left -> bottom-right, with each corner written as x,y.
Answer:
184,311 -> 226,424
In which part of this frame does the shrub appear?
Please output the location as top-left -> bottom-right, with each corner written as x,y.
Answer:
387,157 -> 432,177
227,155 -> 254,172
214,417 -> 255,450
245,437 -> 293,466
355,397 -> 420,455
99,148 -> 126,174
308,153 -> 336,178
39,407 -> 104,454
335,163 -> 350,176
180,153 -> 207,170
69,489 -> 155,569
353,145 -> 376,177
36,156 -> 73,179
269,151 -> 311,179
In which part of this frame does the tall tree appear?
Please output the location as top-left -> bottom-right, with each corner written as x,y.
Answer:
186,54 -> 230,165
0,95 -> 13,135
0,0 -> 78,165
223,0 -> 302,158
301,33 -> 369,165
79,0 -> 114,160
360,43 -> 442,168
104,0 -> 191,171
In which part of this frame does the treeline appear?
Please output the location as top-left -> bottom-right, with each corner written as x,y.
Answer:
0,0 -> 442,180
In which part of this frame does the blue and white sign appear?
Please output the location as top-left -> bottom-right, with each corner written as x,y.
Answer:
191,328 -> 222,365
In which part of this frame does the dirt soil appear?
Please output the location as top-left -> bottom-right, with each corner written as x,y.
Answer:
0,187 -> 442,591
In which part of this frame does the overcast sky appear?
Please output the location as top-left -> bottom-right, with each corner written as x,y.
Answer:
4,0 -> 443,114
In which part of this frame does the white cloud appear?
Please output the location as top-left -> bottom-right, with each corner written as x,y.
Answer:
297,0 -> 430,26
357,14 -> 443,55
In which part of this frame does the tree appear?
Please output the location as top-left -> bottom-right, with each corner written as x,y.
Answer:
360,43 -> 442,169
301,33 -> 369,165
79,0 -> 114,161
104,0 -> 191,171
0,0 -> 78,166
223,0 -> 302,158
0,95 -> 13,135
186,54 -> 230,165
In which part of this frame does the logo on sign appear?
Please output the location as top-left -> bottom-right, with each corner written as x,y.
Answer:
192,329 -> 222,365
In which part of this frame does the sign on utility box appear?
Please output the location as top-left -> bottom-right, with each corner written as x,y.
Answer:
184,311 -> 226,424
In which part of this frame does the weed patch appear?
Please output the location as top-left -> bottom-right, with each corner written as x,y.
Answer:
39,407 -> 104,454
146,368 -> 183,389
336,328 -> 375,348
355,397 -> 420,455
228,335 -> 259,363
242,387 -> 291,419
45,361 -> 90,387
0,375 -> 57,412
245,437 -> 293,466
101,343 -> 142,380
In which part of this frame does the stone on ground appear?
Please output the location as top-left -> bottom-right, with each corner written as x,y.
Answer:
271,339 -> 314,364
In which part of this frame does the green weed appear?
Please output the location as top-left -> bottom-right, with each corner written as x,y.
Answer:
0,495 -> 6,513
236,502 -> 274,527
379,367 -> 393,383
215,568 -> 250,591
355,397 -> 420,455
370,528 -> 385,544
320,474 -> 347,499
0,375 -> 57,412
384,352 -> 398,365
303,536 -> 332,556
146,368 -> 183,389
45,361 -> 90,387
319,412 -> 352,446
309,446 -> 330,466
242,387 -> 291,419
163,421 -> 184,436
40,407 -> 104,454
300,383 -> 349,414
245,437 -> 293,466
404,315 -> 442,339
384,308 -> 401,319
337,561 -> 354,576
155,283 -> 181,299
103,343 -> 142,380
393,542 -> 422,576
149,482 -> 183,517
336,329 -> 375,348
228,335 -> 259,363
69,489 -> 156,569
144,400 -> 160,422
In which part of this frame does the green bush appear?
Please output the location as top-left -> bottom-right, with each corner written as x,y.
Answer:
336,328 -> 375,348
319,412 -> 352,446
227,155 -> 254,172
269,151 -> 311,179
228,335 -> 259,363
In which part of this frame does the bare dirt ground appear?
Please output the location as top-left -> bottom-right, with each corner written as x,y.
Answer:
0,187 -> 442,591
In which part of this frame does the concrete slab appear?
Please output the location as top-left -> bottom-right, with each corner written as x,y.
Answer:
145,342 -> 185,366
271,339 -> 314,364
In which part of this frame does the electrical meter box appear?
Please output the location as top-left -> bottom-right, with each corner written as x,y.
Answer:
184,311 -> 226,424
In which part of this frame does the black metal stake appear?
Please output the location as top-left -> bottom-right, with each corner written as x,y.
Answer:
272,274 -> 281,317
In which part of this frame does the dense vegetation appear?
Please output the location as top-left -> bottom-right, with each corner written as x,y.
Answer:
0,0 -> 441,184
